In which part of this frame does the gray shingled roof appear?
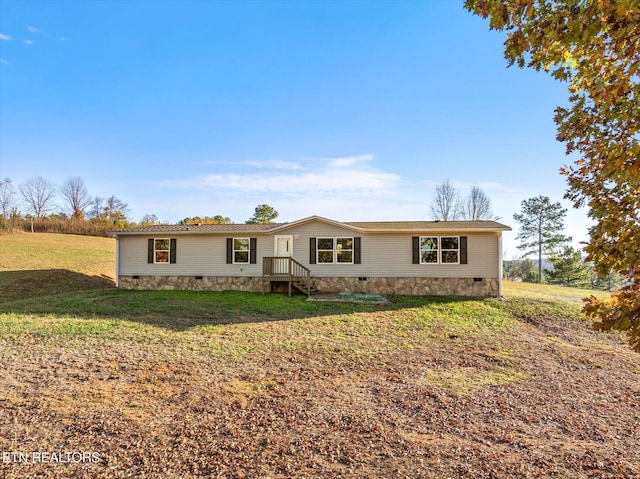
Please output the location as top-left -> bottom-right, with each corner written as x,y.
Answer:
115,223 -> 285,233
345,220 -> 510,230
111,217 -> 510,235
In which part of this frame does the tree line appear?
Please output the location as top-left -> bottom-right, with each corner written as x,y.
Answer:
0,175 -> 284,235
0,176 -> 134,235
505,195 -> 628,292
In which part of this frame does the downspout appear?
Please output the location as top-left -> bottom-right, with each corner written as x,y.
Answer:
498,233 -> 504,298
114,234 -> 120,288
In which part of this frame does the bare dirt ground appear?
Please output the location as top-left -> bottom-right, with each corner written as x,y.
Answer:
1,305 -> 638,479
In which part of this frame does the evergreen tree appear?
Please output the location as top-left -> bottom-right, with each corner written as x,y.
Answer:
246,204 -> 279,224
544,246 -> 591,288
513,196 -> 571,283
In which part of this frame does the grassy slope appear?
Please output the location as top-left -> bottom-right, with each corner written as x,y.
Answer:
0,233 -> 637,478
0,232 -> 115,301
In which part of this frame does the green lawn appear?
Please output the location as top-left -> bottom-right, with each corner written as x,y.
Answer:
0,232 -> 637,478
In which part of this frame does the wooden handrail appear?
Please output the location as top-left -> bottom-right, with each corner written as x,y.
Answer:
262,257 -> 312,296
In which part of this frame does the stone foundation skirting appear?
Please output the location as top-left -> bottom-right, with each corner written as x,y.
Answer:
118,275 -> 500,297
312,276 -> 499,297
118,275 -> 264,292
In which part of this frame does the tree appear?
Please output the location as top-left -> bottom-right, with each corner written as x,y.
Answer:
504,258 -> 539,283
0,177 -> 16,219
19,176 -> 57,219
179,215 -> 232,225
246,204 -> 279,224
88,196 -> 104,219
591,270 -> 629,292
513,196 -> 571,283
430,179 -> 460,221
461,185 -> 494,220
464,1 -> 640,349
140,214 -> 159,226
102,195 -> 129,222
60,177 -> 92,220
544,246 -> 591,288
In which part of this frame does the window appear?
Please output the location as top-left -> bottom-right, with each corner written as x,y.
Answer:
317,238 -> 334,263
419,236 -> 459,264
440,237 -> 459,264
336,237 -> 353,263
316,237 -> 353,264
226,238 -> 257,264
420,237 -> 438,264
148,238 -> 176,264
233,238 -> 250,263
154,239 -> 170,263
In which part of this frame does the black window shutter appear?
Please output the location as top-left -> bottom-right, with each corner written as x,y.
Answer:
148,239 -> 154,264
354,237 -> 361,264
170,238 -> 177,264
309,237 -> 316,264
226,238 -> 233,264
412,236 -> 420,264
250,238 -> 257,264
460,236 -> 467,264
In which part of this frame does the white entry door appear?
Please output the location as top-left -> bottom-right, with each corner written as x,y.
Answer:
274,235 -> 293,274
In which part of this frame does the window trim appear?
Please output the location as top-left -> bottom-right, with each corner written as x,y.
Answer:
154,238 -> 171,264
316,236 -> 354,264
419,236 -> 460,265
233,237 -> 250,264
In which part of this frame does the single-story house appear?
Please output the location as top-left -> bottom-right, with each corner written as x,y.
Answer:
110,216 -> 511,297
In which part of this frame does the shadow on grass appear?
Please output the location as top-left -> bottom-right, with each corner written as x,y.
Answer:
0,269 -> 115,302
0,269 -> 491,332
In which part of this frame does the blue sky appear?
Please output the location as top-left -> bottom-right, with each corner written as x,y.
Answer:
0,0 -> 590,256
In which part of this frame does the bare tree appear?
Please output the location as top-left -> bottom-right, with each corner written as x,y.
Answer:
461,185 -> 494,220
88,196 -> 104,219
430,179 -> 460,221
19,176 -> 57,219
102,195 -> 129,222
0,178 -> 16,219
140,213 -> 159,225
60,176 -> 92,219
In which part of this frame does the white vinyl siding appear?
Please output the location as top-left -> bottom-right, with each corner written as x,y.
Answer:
279,222 -> 499,278
119,235 -> 264,276
117,220 -> 501,279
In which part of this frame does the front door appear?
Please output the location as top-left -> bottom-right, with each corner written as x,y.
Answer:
274,235 -> 293,274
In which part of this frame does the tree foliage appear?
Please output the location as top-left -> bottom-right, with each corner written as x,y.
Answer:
246,204 -> 279,224
179,215 -> 232,225
513,196 -> 571,282
102,195 -> 130,222
504,258 -> 539,283
544,245 -> 591,287
465,0 -> 640,350
140,214 -> 160,226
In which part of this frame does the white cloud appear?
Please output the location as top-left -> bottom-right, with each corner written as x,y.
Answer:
191,169 -> 400,197
162,154 -> 402,202
243,160 -> 306,170
304,154 -> 373,168
0,33 -> 11,41
24,39 -> 33,45
27,26 -> 38,34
